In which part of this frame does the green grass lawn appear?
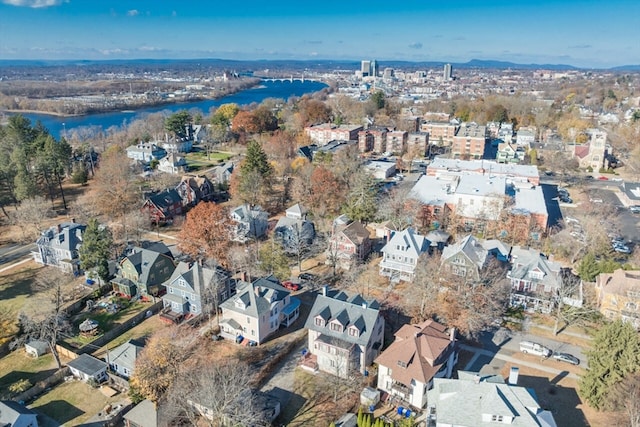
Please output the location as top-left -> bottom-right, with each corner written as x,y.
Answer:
29,380 -> 121,426
92,314 -> 166,359
184,150 -> 234,170
0,351 -> 57,399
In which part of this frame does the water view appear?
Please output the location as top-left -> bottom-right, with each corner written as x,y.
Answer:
13,79 -> 327,139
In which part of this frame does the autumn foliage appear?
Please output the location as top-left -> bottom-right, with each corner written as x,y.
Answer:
178,201 -> 233,267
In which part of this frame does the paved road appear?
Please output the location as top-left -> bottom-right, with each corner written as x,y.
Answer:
0,242 -> 36,266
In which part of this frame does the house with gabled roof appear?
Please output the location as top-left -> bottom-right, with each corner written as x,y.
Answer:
106,339 -> 145,379
508,246 -> 563,313
327,215 -> 372,270
375,320 -> 457,408
161,261 -> 233,322
141,189 -> 183,224
274,203 -> 315,253
174,174 -> 215,208
230,204 -> 269,242
218,275 -> 300,345
441,235 -> 511,280
427,371 -> 557,427
157,153 -> 187,175
379,227 -> 431,282
32,221 -> 86,274
111,246 -> 176,298
126,142 -> 167,163
0,400 -> 39,427
304,286 -> 384,378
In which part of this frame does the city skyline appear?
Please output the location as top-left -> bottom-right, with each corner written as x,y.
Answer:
1,0 -> 639,69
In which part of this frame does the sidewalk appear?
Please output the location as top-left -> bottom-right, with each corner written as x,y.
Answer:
460,343 -> 580,380
530,323 -> 592,341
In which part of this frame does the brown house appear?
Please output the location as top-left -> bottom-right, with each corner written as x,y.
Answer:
141,189 -> 183,224
175,174 -> 215,208
327,215 -> 372,270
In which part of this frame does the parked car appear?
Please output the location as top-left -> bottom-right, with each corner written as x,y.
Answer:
299,273 -> 316,282
611,177 -> 623,182
630,205 -> 640,214
614,245 -> 631,254
519,341 -> 552,357
559,196 -> 573,203
552,352 -> 580,365
597,176 -> 609,180
282,281 -> 301,291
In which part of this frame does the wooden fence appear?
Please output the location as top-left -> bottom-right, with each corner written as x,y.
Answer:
12,367 -> 70,403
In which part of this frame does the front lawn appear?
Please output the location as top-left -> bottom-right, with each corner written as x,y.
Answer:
0,351 -> 57,399
92,314 -> 167,359
0,262 -> 44,345
29,379 -> 121,426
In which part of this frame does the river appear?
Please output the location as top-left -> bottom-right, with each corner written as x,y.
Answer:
10,79 -> 327,139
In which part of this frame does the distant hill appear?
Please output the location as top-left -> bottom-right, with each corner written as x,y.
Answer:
0,58 -> 638,72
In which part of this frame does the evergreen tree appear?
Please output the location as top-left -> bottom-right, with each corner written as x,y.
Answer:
342,173 -> 378,224
78,219 -> 114,281
357,407 -> 364,427
165,110 -> 192,137
579,320 -> 640,410
242,140 -> 273,178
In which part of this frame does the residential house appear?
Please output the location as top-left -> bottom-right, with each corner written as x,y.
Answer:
126,142 -> 167,163
106,339 -> 145,379
379,227 -> 431,282
0,401 -> 39,427
618,182 -> 640,207
595,269 -> 640,328
157,153 -> 187,175
496,142 -> 526,164
174,174 -> 215,208
67,353 -> 108,383
486,121 -> 501,138
304,286 -> 385,377
440,235 -> 511,281
327,215 -> 372,270
123,399 -> 160,427
141,189 -> 183,224
375,320 -> 457,408
230,204 -> 269,242
189,388 -> 281,426
498,123 -> 514,143
24,340 -> 49,358
210,161 -> 234,184
274,204 -> 315,253
451,124 -> 487,159
516,129 -> 536,146
508,246 -> 563,314
426,371 -> 557,427
111,246 -> 176,298
161,261 -> 233,321
161,135 -> 193,154
32,221 -> 86,274
218,275 -> 301,345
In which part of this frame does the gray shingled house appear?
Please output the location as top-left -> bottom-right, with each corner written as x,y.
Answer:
32,221 -> 86,274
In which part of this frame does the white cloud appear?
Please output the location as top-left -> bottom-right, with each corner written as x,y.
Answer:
2,0 -> 66,8
127,9 -> 139,16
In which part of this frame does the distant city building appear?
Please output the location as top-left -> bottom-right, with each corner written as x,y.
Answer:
371,60 -> 379,77
361,60 -> 371,77
444,63 -> 452,80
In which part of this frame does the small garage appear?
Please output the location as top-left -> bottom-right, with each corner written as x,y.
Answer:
25,340 -> 49,358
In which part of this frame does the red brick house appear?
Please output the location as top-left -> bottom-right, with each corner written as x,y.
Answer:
141,189 -> 183,224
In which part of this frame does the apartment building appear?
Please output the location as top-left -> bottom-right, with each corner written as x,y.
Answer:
451,124 -> 487,159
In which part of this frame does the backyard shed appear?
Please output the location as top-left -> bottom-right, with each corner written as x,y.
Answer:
25,340 -> 49,357
360,386 -> 381,407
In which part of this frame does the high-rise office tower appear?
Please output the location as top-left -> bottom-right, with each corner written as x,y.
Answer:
361,60 -> 371,77
443,63 -> 452,80
371,60 -> 378,77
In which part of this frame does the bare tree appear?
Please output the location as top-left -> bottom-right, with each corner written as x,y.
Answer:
320,352 -> 365,404
13,270 -> 71,369
166,359 -> 267,427
406,253 -> 443,321
10,195 -> 54,242
608,373 -> 640,427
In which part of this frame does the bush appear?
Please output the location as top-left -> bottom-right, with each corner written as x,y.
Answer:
9,379 -> 32,394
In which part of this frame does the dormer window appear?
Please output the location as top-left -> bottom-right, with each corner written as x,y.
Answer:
348,326 -> 359,337
315,316 -> 325,327
235,298 -> 246,309
330,321 -> 343,333
397,360 -> 407,368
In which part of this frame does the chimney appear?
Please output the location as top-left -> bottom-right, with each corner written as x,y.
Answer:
473,374 -> 481,384
322,285 -> 329,296
362,301 -> 368,309
254,285 -> 261,296
449,327 -> 456,342
508,366 -> 520,385
71,218 -> 76,223
240,271 -> 248,282
56,224 -> 62,233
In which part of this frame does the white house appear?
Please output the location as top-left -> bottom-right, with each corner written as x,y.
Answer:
106,339 -> 145,379
230,204 -> 269,242
157,153 -> 188,175
126,142 -> 167,162
375,320 -> 457,409
379,228 -> 430,282
67,353 -> 108,383
32,222 -> 86,274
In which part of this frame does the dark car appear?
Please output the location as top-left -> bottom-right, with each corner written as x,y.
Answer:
552,352 -> 580,365
299,273 -> 316,282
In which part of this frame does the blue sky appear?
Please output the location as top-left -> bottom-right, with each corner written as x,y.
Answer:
1,0 -> 638,68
